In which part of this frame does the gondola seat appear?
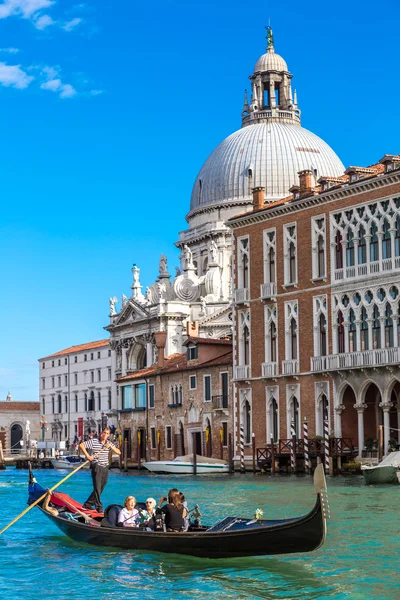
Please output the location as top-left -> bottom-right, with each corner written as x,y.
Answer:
101,504 -> 123,527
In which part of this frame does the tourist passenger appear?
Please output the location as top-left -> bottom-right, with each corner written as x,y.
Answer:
118,496 -> 139,527
158,488 -> 187,532
180,492 -> 189,531
141,498 -> 157,530
79,427 -> 121,513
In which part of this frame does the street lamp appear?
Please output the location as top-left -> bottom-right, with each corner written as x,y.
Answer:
40,415 -> 48,442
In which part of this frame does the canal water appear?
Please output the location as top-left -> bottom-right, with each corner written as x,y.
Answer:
0,467 -> 398,600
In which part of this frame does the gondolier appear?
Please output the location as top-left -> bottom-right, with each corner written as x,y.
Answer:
79,427 -> 121,512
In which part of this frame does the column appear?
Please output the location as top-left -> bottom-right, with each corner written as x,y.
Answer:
334,404 -> 345,438
379,316 -> 386,351
365,234 -> 371,272
393,316 -> 399,348
111,347 -> 118,411
355,319 -> 361,353
146,342 -> 153,366
380,401 -> 392,454
367,318 -> 373,351
390,227 -> 396,268
354,403 -> 367,456
121,346 -> 127,376
343,321 -> 350,354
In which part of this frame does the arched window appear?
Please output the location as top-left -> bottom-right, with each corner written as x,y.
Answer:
335,231 -> 343,269
360,307 -> 369,351
319,313 -> 327,356
248,168 -> 253,194
57,394 -> 62,413
317,235 -> 325,277
370,222 -> 379,262
243,400 -> 251,444
289,242 -> 296,283
337,311 -> 345,353
243,324 -> 250,365
291,397 -> 299,437
321,394 -> 329,421
243,251 -> 249,288
268,247 -> 276,283
385,304 -> 393,347
271,398 -> 278,443
290,318 -> 297,360
358,225 -> 367,264
372,305 -> 381,349
270,321 -> 277,362
382,219 -> 391,259
349,309 -> 357,352
346,229 -> 355,266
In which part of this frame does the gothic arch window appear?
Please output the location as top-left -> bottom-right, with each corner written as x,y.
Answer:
269,247 -> 276,283
270,321 -> 277,362
239,310 -> 251,366
337,310 -> 345,353
244,322 -> 250,365
346,229 -> 355,267
317,235 -> 325,277
370,222 -> 379,262
271,397 -> 278,442
358,225 -> 367,264
264,229 -> 276,284
349,309 -> 357,352
382,219 -> 392,259
319,314 -> 327,356
284,224 -> 297,285
243,399 -> 251,444
290,318 -> 297,360
335,231 -> 343,269
238,237 -> 249,289
290,396 -> 299,437
360,306 -> 369,351
372,305 -> 381,349
289,242 -> 296,283
265,304 -> 278,364
385,304 -> 394,347
313,295 -> 328,357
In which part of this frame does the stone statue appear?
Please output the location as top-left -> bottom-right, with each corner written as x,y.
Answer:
122,294 -> 127,307
132,264 -> 140,286
145,287 -> 152,303
199,296 -> 207,317
109,296 -> 118,315
159,254 -> 168,276
266,25 -> 274,50
157,282 -> 166,300
25,420 -> 30,435
208,239 -> 218,264
182,244 -> 193,270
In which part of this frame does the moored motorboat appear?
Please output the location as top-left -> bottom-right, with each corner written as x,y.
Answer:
50,455 -> 87,470
361,451 -> 400,484
142,454 -> 229,474
27,464 -> 330,558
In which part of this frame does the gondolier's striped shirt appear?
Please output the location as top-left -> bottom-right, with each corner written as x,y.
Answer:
83,438 -> 117,467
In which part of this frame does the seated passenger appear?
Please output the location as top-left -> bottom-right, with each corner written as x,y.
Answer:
118,496 -> 139,527
141,497 -> 157,530
180,492 -> 189,532
159,488 -> 187,532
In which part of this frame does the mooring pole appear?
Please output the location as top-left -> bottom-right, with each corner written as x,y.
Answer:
324,419 -> 330,475
290,420 -> 296,473
303,417 -> 310,474
137,430 -> 141,470
270,434 -> 275,474
240,426 -> 245,473
123,438 -> 128,473
192,432 -> 197,476
252,432 -> 256,473
228,433 -> 233,474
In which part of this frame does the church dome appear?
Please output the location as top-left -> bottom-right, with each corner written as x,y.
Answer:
254,51 -> 287,73
190,123 -> 344,211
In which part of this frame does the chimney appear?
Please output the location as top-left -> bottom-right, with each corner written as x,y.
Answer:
154,331 -> 167,367
186,321 -> 199,337
298,169 -> 314,196
252,187 -> 265,211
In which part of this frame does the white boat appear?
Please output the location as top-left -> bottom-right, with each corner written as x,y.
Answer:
51,455 -> 87,470
142,454 -> 229,474
361,451 -> 400,484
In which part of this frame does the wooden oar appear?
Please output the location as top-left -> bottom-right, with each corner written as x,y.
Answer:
0,447 -> 106,536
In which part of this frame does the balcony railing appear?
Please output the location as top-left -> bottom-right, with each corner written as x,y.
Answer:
212,395 -> 229,410
234,288 -> 250,304
168,402 -> 183,408
234,365 -> 251,380
334,256 -> 400,283
282,359 -> 299,375
260,282 -> 277,299
262,362 -> 278,377
311,347 -> 400,372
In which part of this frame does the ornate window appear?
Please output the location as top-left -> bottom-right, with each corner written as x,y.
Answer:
264,305 -> 278,363
237,236 -> 249,289
346,230 -> 355,267
263,229 -> 276,283
284,224 -> 297,285
285,301 -> 299,361
360,307 -> 369,351
335,231 -> 343,270
313,295 -> 328,356
266,387 -> 279,443
382,219 -> 391,259
385,304 -> 394,347
312,216 -> 326,279
240,389 -> 252,445
358,225 -> 367,264
239,310 -> 250,366
370,222 -> 379,263
372,305 -> 381,349
337,311 -> 345,353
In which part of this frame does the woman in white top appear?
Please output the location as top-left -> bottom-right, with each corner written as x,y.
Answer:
118,496 -> 139,527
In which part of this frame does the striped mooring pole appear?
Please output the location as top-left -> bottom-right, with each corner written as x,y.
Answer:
303,417 -> 310,473
324,418 -> 330,474
240,425 -> 245,473
290,420 -> 296,472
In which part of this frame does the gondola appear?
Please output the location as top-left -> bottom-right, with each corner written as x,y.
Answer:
27,464 -> 330,559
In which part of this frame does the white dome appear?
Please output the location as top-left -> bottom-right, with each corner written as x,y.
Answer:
255,51 -> 288,73
190,123 -> 344,212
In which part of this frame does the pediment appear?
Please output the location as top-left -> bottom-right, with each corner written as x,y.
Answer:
114,299 -> 150,326
199,306 -> 232,327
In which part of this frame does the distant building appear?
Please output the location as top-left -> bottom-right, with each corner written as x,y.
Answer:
0,394 -> 40,451
38,340 -> 112,444
117,332 -> 232,462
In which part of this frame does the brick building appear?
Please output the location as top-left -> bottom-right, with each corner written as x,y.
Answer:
117,332 -> 232,462
228,156 -> 400,459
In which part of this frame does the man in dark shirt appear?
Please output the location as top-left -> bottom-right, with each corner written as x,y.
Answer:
79,427 -> 121,512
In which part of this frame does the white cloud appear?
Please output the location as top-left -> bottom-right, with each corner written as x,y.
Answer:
0,47 -> 20,53
0,61 -> 33,88
40,69 -> 76,98
89,89 -> 102,96
34,13 -> 55,29
0,0 -> 54,19
63,16 -> 81,31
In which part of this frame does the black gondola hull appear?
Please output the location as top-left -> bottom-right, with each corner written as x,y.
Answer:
37,494 -> 326,558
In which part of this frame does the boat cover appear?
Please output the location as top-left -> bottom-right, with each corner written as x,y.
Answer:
175,454 -> 227,465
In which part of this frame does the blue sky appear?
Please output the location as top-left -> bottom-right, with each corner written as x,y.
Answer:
0,0 -> 399,400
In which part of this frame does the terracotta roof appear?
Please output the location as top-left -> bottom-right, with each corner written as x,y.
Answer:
42,339 -> 109,359
184,337 -> 232,346
116,350 -> 232,383
0,402 -> 40,411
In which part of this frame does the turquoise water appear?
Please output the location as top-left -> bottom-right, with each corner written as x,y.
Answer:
0,468 -> 398,600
